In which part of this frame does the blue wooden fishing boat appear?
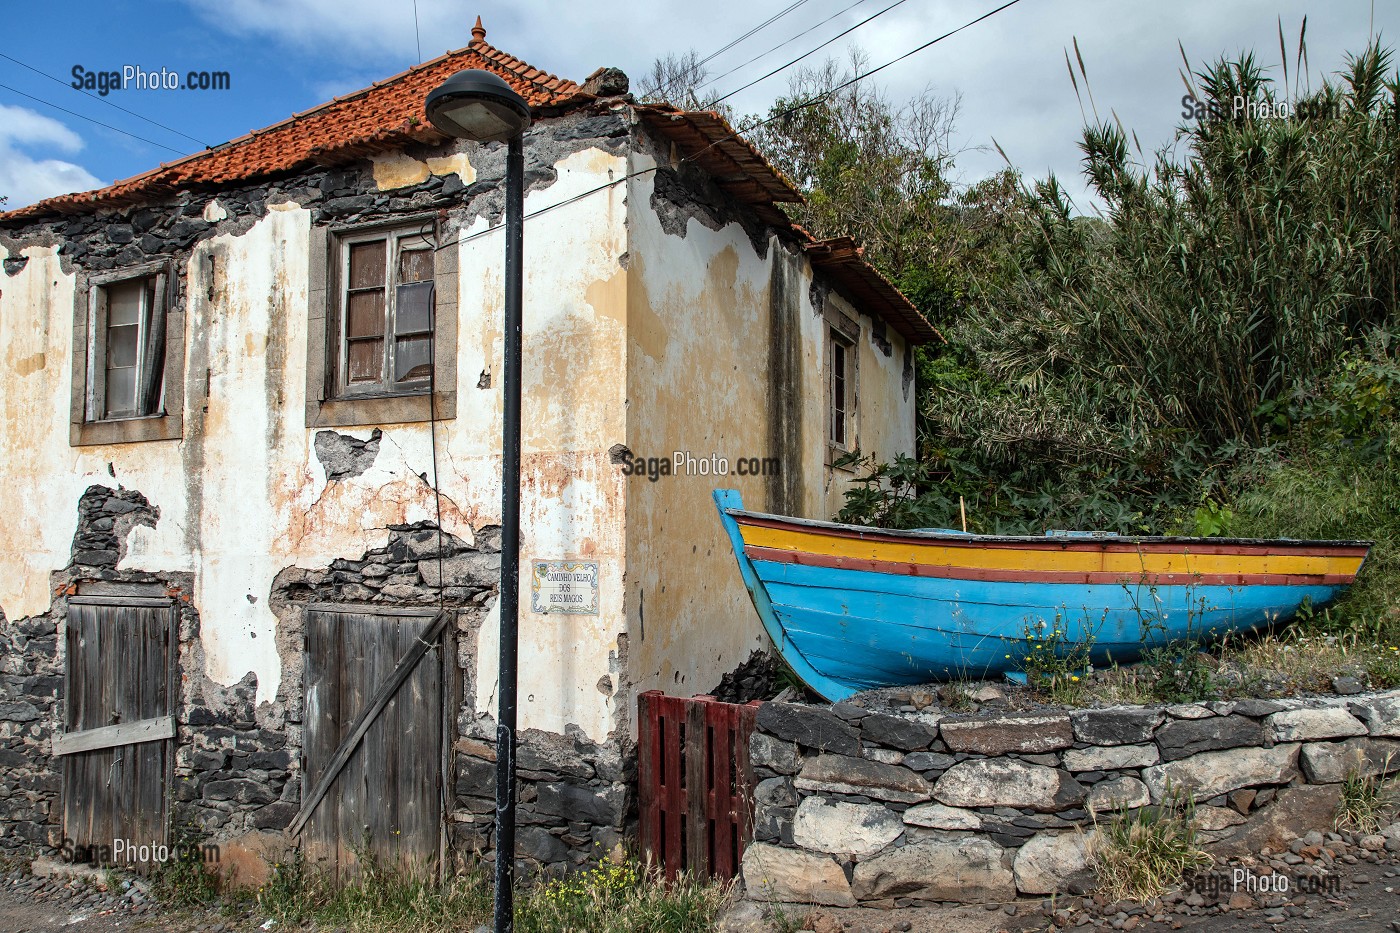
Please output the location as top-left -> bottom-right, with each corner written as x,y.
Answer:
712,489 -> 1372,702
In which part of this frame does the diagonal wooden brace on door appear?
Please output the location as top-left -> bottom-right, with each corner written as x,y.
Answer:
289,609 -> 451,838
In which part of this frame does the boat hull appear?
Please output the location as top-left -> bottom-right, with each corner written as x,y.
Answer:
712,489 -> 1371,702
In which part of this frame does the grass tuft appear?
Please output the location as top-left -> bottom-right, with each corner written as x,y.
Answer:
1090,789 -> 1213,902
1335,765 -> 1399,834
249,851 -> 730,933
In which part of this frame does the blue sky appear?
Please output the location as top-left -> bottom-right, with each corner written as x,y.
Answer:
2,1 -> 1396,211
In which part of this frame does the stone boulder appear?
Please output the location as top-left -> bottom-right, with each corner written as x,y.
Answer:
756,703 -> 861,756
901,803 -> 982,830
794,754 -> 933,803
1155,715 -> 1265,761
1071,707 -> 1164,745
515,728 -> 596,779
741,842 -> 855,907
1141,744 -> 1299,803
1299,737 -> 1400,784
1206,785 -> 1342,859
934,759 -> 1084,811
1193,806 -> 1248,831
1086,776 -> 1151,812
1351,693 -> 1400,738
1264,707 -> 1367,743
793,797 -> 903,857
1013,830 -> 1096,895
851,836 -> 1015,903
749,732 -> 801,775
940,714 -> 1073,755
417,551 -> 500,588
1166,704 -> 1214,719
534,782 -> 626,828
859,712 -> 937,750
1063,743 -> 1159,771
754,776 -> 796,809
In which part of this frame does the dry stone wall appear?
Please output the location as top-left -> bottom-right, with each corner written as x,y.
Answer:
743,691 -> 1400,907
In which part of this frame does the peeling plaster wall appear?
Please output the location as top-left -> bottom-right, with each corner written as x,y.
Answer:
621,138 -> 916,710
0,128 -> 630,745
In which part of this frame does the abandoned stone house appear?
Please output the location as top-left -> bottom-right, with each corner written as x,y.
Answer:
0,21 -> 936,878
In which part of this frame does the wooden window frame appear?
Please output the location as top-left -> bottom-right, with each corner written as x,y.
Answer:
70,261 -> 185,446
825,306 -> 859,468
306,214 -> 458,429
334,227 -> 435,398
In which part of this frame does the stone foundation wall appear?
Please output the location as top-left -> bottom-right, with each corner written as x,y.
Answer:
0,611 -> 61,853
743,691 -> 1400,907
452,725 -> 634,875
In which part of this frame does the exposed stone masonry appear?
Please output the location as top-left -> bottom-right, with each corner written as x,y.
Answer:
452,723 -> 635,877
0,611 -> 60,853
744,691 -> 1400,907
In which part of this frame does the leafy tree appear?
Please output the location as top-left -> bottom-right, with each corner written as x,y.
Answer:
746,50 -> 960,288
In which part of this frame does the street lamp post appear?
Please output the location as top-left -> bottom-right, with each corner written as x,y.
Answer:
425,69 -> 531,933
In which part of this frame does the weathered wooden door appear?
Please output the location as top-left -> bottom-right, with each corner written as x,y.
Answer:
60,596 -> 176,863
302,606 -> 445,879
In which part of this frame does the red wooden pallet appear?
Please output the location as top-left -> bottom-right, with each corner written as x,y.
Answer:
637,691 -> 760,881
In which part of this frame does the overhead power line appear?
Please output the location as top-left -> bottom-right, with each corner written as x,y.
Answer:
654,0 -> 814,103
712,0 -> 1027,138
0,51 -> 210,148
710,0 -> 915,105
700,0 -> 816,67
0,81 -> 187,155
707,0 -> 881,89
439,0 -> 1028,253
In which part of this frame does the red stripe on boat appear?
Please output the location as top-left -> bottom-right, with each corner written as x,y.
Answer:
742,545 -> 1359,587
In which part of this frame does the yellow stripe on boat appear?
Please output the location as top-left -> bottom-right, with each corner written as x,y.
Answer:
738,523 -> 1364,578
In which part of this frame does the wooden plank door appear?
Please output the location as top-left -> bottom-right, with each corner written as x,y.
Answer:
303,606 -> 444,880
61,596 -> 176,864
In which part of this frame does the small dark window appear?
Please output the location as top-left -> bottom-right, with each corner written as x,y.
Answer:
336,228 -> 436,396
823,323 -> 856,451
831,337 -> 847,446
86,272 -> 168,421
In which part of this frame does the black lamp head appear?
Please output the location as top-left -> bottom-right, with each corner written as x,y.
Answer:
425,69 -> 532,143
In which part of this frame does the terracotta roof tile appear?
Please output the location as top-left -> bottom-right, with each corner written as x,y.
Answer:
802,235 -> 943,345
0,33 -> 582,221
1,35 -> 936,344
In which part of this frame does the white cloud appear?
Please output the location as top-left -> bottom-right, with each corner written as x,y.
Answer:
0,104 -> 103,209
